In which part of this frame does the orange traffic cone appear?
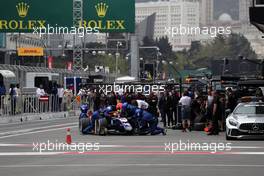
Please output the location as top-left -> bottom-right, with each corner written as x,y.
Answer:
66,128 -> 72,144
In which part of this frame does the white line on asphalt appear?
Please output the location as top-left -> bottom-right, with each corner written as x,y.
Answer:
1,151 -> 264,156
0,125 -> 77,139
0,144 -> 30,147
230,146 -> 264,149
1,143 -> 264,150
0,122 -> 77,136
0,163 -> 264,168
0,152 -> 63,156
230,152 -> 264,155
0,144 -> 124,147
0,117 -> 77,127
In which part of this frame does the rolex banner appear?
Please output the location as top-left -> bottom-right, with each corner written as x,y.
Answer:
0,0 -> 73,33
0,0 -> 135,33
82,0 -> 135,33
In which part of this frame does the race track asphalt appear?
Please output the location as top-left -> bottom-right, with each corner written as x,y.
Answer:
0,117 -> 264,176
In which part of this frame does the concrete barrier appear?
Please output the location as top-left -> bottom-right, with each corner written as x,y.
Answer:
0,111 -> 79,124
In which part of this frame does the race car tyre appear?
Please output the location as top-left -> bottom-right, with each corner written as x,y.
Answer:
98,118 -> 108,136
95,119 -> 99,135
163,129 -> 167,136
132,127 -> 140,135
79,118 -> 90,134
126,127 -> 138,136
99,127 -> 107,135
127,118 -> 140,135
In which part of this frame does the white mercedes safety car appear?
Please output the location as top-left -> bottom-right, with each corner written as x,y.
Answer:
226,100 -> 264,140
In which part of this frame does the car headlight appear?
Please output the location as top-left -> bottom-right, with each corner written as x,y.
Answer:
228,118 -> 238,127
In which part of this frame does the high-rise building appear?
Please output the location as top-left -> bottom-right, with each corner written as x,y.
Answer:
238,0 -> 264,57
136,13 -> 156,44
239,0 -> 253,23
136,0 -> 200,51
199,0 -> 213,26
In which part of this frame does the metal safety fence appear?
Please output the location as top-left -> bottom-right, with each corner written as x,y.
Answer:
0,94 -> 82,117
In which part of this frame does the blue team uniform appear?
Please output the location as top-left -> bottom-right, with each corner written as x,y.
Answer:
135,109 -> 165,135
122,103 -> 138,117
82,110 -> 102,134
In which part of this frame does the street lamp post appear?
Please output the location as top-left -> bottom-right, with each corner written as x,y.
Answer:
139,57 -> 143,79
222,57 -> 228,75
162,60 -> 183,96
156,51 -> 162,81
115,41 -> 122,79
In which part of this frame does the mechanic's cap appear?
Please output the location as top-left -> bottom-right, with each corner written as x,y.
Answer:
92,111 -> 100,117
106,106 -> 113,111
116,103 -> 123,111
135,108 -> 142,115
80,104 -> 89,110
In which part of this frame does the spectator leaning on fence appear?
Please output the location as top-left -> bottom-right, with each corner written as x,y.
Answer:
36,85 -> 46,97
172,90 -> 180,126
165,91 -> 174,128
87,89 -> 95,111
179,91 -> 192,132
51,82 -> 58,112
9,84 -> 17,115
64,87 -> 73,111
158,92 -> 167,128
14,84 -> 21,114
0,82 -> 6,114
205,89 -> 214,121
57,85 -> 64,111
77,87 -> 86,97
207,91 -> 221,135
0,82 -> 5,96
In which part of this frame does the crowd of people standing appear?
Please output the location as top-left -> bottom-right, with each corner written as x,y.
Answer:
77,85 -> 241,135
0,80 -> 243,135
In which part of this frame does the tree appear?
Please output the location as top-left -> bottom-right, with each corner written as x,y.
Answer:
156,36 -> 174,60
140,36 -> 176,62
227,33 -> 256,60
178,33 -> 258,68
139,36 -> 157,61
188,41 -> 202,60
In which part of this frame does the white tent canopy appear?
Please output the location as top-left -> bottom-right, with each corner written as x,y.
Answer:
0,70 -> 16,78
115,76 -> 137,83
